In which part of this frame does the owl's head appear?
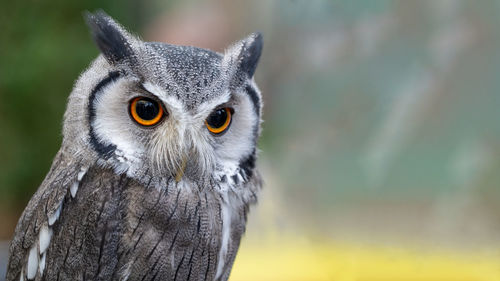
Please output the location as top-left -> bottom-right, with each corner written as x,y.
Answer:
63,11 -> 263,190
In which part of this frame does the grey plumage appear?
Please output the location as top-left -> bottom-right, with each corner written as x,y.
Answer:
6,11 -> 263,281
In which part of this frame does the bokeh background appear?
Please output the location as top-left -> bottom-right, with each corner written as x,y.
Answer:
2,0 -> 500,280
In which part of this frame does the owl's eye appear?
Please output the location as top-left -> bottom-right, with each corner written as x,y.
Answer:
129,97 -> 165,126
205,107 -> 233,134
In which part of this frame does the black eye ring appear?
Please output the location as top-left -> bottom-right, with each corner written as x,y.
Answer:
205,107 -> 233,134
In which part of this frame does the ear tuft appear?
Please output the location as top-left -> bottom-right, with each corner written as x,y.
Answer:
225,32 -> 263,78
239,32 -> 263,78
84,10 -> 135,64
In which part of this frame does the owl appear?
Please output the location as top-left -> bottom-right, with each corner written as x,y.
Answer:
6,11 -> 263,281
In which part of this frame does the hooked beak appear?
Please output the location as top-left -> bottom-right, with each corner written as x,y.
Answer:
175,156 -> 187,182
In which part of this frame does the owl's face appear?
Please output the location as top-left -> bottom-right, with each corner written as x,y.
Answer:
62,12 -> 262,189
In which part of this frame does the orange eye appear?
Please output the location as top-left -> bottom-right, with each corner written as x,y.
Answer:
129,97 -> 165,126
205,107 -> 233,134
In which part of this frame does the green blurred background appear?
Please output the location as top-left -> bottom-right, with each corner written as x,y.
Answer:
2,0 -> 500,280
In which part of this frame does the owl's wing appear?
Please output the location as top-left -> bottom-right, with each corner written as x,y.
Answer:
7,151 -> 258,281
8,157 -> 200,281
6,150 -> 85,281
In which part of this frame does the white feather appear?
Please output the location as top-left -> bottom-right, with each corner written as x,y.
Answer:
48,200 -> 63,226
70,167 -> 87,198
215,192 -> 233,279
77,168 -> 87,181
26,246 -> 38,279
120,260 -> 133,281
38,226 -> 52,254
38,252 -> 46,276
70,181 -> 79,198
143,82 -> 187,118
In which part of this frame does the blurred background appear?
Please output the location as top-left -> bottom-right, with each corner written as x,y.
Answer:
1,0 -> 500,280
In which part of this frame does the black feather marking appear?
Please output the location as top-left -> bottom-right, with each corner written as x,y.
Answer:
62,233 -> 72,265
239,151 -> 256,179
88,71 -> 120,158
148,253 -> 164,281
164,190 -> 181,225
186,259 -> 194,280
132,231 -> 145,252
148,190 -> 163,212
139,265 -> 151,281
196,215 -> 201,234
244,84 -> 261,148
150,267 -> 161,281
240,32 -> 263,78
94,214 -> 110,279
84,10 -> 134,64
231,175 -> 240,185
194,200 -> 200,217
243,205 -> 248,220
167,229 -> 180,254
204,253 -> 211,281
145,175 -> 153,189
173,253 -> 186,281
146,229 -> 168,260
131,211 -> 145,236
183,199 -> 189,215
245,84 -> 261,117
94,189 -> 107,224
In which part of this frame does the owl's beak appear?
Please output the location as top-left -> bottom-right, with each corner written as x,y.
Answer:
174,156 -> 187,182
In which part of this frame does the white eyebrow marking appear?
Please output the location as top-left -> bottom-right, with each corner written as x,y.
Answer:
193,90 -> 231,120
142,82 -> 186,113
